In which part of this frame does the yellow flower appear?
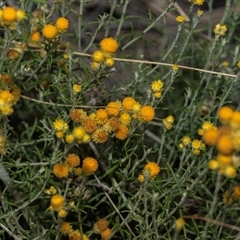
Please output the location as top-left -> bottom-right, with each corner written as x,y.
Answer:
213,24 -> 227,38
96,109 -> 109,125
92,129 -> 109,143
237,60 -> 240,68
218,106 -> 233,123
0,90 -> 14,103
153,92 -> 162,98
181,136 -> 191,147
203,128 -> 219,146
197,10 -> 204,16
106,101 -> 122,116
72,126 -> 85,140
70,109 -> 87,123
119,112 -> 131,126
232,186 -> 240,200
55,17 -> 69,32
191,0 -> 204,5
65,154 -> 80,168
208,159 -> 219,170
172,64 -> 179,71
91,61 -> 100,71
50,194 -> 65,211
53,164 -> 69,178
16,10 -> 25,22
224,166 -> 237,178
105,58 -> 115,67
60,222 -> 73,235
115,125 -> 129,140
53,119 -> 68,132
151,80 -> 164,92
73,84 -> 81,94
82,157 -> 98,175
30,31 -> 41,42
176,15 -> 185,23
100,228 -> 112,240
92,50 -> 105,63
137,174 -> 145,183
42,24 -> 57,39
65,134 -> 75,144
122,97 -> 136,111
2,7 -> 17,22
105,117 -> 120,131
175,218 -> 185,231
58,209 -> 68,218
100,37 -> 118,54
93,219 -> 109,233
144,162 -> 160,178
162,115 -> 174,129
139,106 -> 155,122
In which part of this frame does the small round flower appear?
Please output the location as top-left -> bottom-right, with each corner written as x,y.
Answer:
115,125 -> 129,140
58,209 -> 68,218
16,10 -> 25,22
106,101 -> 122,116
230,111 -> 240,129
119,112 -> 131,125
122,97 -> 136,111
92,50 -> 105,63
92,129 -> 109,143
74,167 -> 83,176
216,135 -> 233,155
91,61 -> 100,71
65,154 -> 80,167
162,115 -> 174,129
82,157 -> 98,175
30,31 -> 41,42
82,133 -> 91,143
82,117 -> 97,133
203,128 -> 219,146
181,136 -> 191,146
55,17 -> 69,32
70,109 -> 87,123
106,117 -> 120,131
53,163 -> 69,178
208,159 -> 219,170
172,64 -> 179,71
139,106 -> 155,122
151,80 -> 164,92
137,174 -> 145,183
100,228 -> 112,240
144,162 -> 160,178
218,106 -> 233,123
93,219 -> 109,233
53,119 -> 68,132
42,24 -> 57,39
50,194 -> 65,211
2,7 -> 17,22
105,58 -> 114,67
232,186 -> 240,200
72,126 -> 85,140
153,92 -> 162,98
73,84 -> 81,94
176,15 -> 185,23
65,134 -> 75,144
60,222 -> 72,235
192,0 -> 204,5
175,218 -> 185,231
0,90 -> 14,103
224,165 -> 237,178
96,109 -> 109,125
100,37 -> 118,54
217,154 -> 232,165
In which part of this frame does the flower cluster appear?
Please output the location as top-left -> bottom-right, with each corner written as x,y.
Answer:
42,17 -> 69,40
52,153 -> 98,178
0,74 -> 21,116
60,222 -> 89,240
91,37 -> 118,70
162,115 -> 174,130
222,186 -> 240,205
49,194 -> 68,217
66,97 -> 155,144
0,6 -> 25,29
138,161 -> 160,182
213,23 -> 227,40
203,106 -> 240,178
151,79 -> 164,98
52,119 -> 69,138
93,218 -> 112,240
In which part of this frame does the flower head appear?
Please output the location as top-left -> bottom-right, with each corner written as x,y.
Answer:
106,101 -> 122,116
175,218 -> 185,231
60,222 -> 73,235
16,10 -> 25,22
2,7 -> 17,22
92,50 -> 105,63
72,126 -> 86,140
73,84 -> 81,94
151,80 -> 164,92
122,97 -> 136,111
50,194 -> 65,211
82,157 -> 98,175
83,117 -> 97,133
162,115 -> 174,129
53,164 -> 69,178
65,154 -> 80,168
53,119 -> 68,132
96,109 -> 109,125
100,37 -> 118,54
119,112 -> 131,125
139,106 -> 155,122
56,17 -> 69,32
70,109 -> 87,123
218,106 -> 233,123
42,24 -> 57,39
30,31 -> 41,42
100,228 -> 112,240
92,129 -> 109,143
105,57 -> 115,67
176,15 -> 185,23
144,162 -> 160,178
115,125 -> 129,140
93,219 -> 109,233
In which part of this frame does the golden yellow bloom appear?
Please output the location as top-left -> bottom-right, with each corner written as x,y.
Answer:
16,10 -> 25,22
100,37 -> 118,54
181,136 -> 191,146
0,90 -> 14,103
50,194 -> 65,211
144,162 -> 160,178
191,0 -> 204,5
216,135 -> 233,155
96,109 -> 109,125
2,7 -> 17,22
120,112 -> 131,125
175,218 -> 185,231
176,15 -> 185,23
91,61 -> 100,71
72,126 -> 85,140
218,106 -> 233,123
58,209 -> 68,218
106,117 -> 120,131
106,101 -> 122,116
65,154 -> 80,168
60,222 -> 73,235
203,128 -> 219,146
83,117 -> 97,133
82,157 -> 98,175
224,165 -> 237,178
115,125 -> 129,140
53,163 -> 69,178
55,131 -> 64,138
53,119 -> 68,132
65,134 -> 75,144
122,97 -> 136,111
213,24 -> 227,37
153,92 -> 162,98
172,64 -> 179,71
232,186 -> 240,200
73,84 -> 81,94
208,159 -> 219,170
42,24 -> 57,39
139,106 -> 155,122
197,10 -> 204,16
151,80 -> 164,92
46,186 -> 57,195
56,17 -> 69,32
92,50 -> 105,63
30,31 -> 41,42
74,167 -> 83,176
105,58 -> 114,67
93,219 -> 109,233
100,228 -> 112,240
70,109 -> 87,123
162,115 -> 174,129
137,174 -> 145,183
92,129 -> 109,143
